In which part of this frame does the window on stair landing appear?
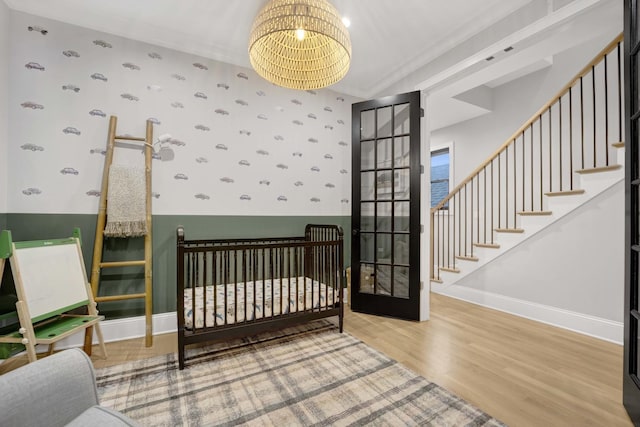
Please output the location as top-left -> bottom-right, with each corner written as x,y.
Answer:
431,146 -> 451,209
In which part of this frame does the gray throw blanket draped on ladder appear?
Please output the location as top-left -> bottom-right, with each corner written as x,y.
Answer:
104,165 -> 147,237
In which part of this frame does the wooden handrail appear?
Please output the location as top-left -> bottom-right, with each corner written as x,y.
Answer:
430,33 -> 623,213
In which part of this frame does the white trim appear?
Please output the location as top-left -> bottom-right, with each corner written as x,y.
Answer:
51,312 -> 178,350
431,284 -> 623,345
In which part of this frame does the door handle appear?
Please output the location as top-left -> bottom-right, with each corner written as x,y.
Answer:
352,229 -> 359,236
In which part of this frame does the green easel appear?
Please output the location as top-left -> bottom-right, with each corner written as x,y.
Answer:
0,229 -> 107,363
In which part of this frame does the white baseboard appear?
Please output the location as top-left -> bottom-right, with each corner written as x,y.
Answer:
432,284 -> 623,345
53,312 -> 178,350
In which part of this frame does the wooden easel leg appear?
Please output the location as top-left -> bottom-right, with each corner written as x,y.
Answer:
93,322 -> 107,359
83,326 -> 93,356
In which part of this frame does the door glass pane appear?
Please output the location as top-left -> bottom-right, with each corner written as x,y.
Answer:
361,109 -> 375,140
395,169 -> 410,199
394,103 -> 410,135
634,317 -> 640,375
360,263 -> 374,294
395,266 -> 409,299
395,202 -> 410,232
394,234 -> 410,265
376,265 -> 392,295
377,234 -> 391,263
361,172 -> 375,201
377,106 -> 392,138
377,138 -> 393,168
394,136 -> 410,167
360,234 -> 375,263
377,202 -> 392,232
377,171 -> 393,200
361,202 -> 375,232
361,140 -> 375,170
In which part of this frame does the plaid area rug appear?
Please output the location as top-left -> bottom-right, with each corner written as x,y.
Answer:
96,321 -> 505,426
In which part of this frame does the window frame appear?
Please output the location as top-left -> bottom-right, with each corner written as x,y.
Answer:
430,141 -> 454,210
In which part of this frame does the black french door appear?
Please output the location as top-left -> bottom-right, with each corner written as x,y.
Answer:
624,1 -> 640,424
351,91 -> 421,320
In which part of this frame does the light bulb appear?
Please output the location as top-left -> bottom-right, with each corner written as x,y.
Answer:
342,17 -> 351,28
296,28 -> 306,41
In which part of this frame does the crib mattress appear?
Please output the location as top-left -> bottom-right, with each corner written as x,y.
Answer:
183,276 -> 336,329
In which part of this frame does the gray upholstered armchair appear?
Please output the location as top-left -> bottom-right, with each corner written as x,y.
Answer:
0,348 -> 140,426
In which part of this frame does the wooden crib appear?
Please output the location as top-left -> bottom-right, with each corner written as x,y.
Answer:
176,224 -> 344,369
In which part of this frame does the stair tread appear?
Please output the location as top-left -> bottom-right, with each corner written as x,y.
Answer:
575,164 -> 622,174
474,242 -> 500,249
439,266 -> 460,273
455,255 -> 479,262
545,189 -> 585,197
430,277 -> 444,284
518,211 -> 552,216
495,228 -> 524,233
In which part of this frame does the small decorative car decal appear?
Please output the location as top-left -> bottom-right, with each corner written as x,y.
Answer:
148,52 -> 162,60
292,120 -> 303,126
324,154 -> 333,159
194,92 -> 207,99
62,84 -> 80,92
171,101 -> 184,108
93,40 -> 112,48
338,141 -> 348,146
120,93 -> 139,101
325,125 -> 334,130
294,181 -> 304,187
256,149 -> 269,156
20,143 -> 44,151
220,177 -> 234,183
151,192 -> 161,199
90,148 -> 106,155
340,169 -> 348,174
308,138 -> 318,143
276,163 -> 288,170
25,62 -> 45,71
21,101 -> 44,109
60,167 -> 79,175
170,73 -> 186,81
292,152 -> 303,157
240,194 -> 252,200
277,196 -> 288,202
174,173 -> 189,180
147,84 -> 163,92
122,62 -> 141,71
217,83 -> 229,90
89,109 -> 106,117
341,198 -> 349,204
90,72 -> 108,81
195,193 -> 210,200
307,113 -> 317,119
239,130 -> 251,136
22,187 -> 42,195
274,135 -> 284,141
235,99 -> 249,106
325,183 -> 335,188
215,144 -> 228,150
62,50 -> 80,58
237,72 -> 249,80
195,124 -> 210,131
256,90 -> 266,96
259,180 -> 270,186
167,138 -> 185,146
324,106 -> 333,112
193,62 -> 208,70
310,197 -> 321,202
337,119 -> 345,125
239,160 -> 251,166
337,96 -> 345,102
63,127 -> 81,135
28,25 -> 48,35
311,166 -> 320,172
257,114 -> 268,120
291,99 -> 302,105
306,90 -> 317,95
86,190 -> 101,197
215,109 -> 229,115
196,157 -> 208,163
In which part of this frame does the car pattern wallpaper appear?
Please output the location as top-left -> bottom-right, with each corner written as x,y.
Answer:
9,12 -> 356,216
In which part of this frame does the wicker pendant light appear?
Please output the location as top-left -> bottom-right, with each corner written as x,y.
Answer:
249,0 -> 352,90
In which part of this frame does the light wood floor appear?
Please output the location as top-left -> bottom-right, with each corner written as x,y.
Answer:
9,293 -> 630,426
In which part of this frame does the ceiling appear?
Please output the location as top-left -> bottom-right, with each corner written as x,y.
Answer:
3,0 -> 622,129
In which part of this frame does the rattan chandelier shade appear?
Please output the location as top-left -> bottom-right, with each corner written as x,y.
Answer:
249,0 -> 351,90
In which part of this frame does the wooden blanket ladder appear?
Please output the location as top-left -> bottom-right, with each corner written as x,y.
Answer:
90,116 -> 154,347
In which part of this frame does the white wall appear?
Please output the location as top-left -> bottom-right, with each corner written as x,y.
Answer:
0,1 -> 9,215
7,11 -> 357,217
431,31 -> 619,187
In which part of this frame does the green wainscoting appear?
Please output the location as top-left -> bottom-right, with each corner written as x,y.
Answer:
1,214 -> 351,319
0,213 -> 6,231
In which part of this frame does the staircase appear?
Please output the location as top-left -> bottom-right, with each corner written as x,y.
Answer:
430,34 -> 624,291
